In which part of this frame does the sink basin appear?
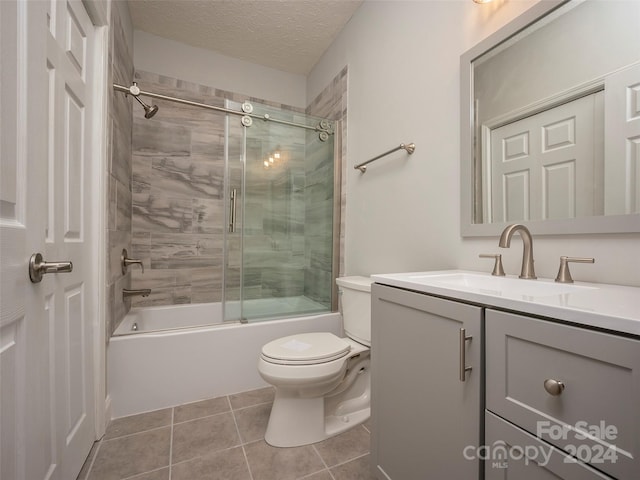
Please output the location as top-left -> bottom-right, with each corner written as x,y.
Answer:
406,272 -> 596,298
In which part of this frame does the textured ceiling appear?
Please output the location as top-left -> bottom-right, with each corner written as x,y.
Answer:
127,0 -> 363,75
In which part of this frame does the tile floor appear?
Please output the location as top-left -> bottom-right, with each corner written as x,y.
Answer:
77,387 -> 375,480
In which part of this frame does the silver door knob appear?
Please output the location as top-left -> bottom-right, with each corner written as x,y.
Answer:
543,378 -> 565,396
29,253 -> 73,283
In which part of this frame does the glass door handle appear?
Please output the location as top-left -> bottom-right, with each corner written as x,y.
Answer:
29,253 -> 73,283
229,188 -> 237,233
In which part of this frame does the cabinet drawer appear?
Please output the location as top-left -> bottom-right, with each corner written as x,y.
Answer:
485,411 -> 611,479
486,309 -> 640,480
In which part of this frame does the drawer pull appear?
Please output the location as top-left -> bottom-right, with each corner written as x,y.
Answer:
459,328 -> 473,382
543,379 -> 565,396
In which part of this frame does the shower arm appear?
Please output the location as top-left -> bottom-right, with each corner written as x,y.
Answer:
113,83 -> 333,135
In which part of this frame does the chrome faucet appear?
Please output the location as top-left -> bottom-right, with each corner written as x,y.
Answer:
122,288 -> 151,300
498,224 -> 537,279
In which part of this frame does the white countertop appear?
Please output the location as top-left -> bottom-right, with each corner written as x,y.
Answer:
371,270 -> 640,336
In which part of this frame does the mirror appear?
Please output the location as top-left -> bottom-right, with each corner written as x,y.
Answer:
461,0 -> 640,236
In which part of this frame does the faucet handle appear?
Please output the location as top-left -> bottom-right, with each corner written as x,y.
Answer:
121,248 -> 145,275
554,256 -> 594,283
479,254 -> 505,276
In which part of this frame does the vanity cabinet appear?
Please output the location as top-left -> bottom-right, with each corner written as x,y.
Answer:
370,284 -> 483,480
486,309 -> 640,480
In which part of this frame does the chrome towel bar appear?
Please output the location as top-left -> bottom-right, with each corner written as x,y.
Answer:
354,142 -> 415,173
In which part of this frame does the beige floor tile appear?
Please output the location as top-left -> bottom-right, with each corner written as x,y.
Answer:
313,425 -> 370,467
244,440 -> 325,480
126,467 -> 170,480
229,387 -> 275,410
233,403 -> 272,444
172,412 -> 240,464
171,446 -> 251,480
105,409 -> 172,440
88,427 -> 171,480
330,454 -> 376,480
298,470 -> 333,480
173,395 -> 230,423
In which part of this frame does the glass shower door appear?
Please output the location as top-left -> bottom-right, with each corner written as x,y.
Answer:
241,103 -> 336,321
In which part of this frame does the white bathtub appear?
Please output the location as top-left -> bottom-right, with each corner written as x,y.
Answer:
107,303 -> 342,418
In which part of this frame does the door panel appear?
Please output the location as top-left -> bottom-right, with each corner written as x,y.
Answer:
1,1 -> 97,479
489,93 -> 600,222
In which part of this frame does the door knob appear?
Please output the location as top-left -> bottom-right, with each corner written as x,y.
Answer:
29,253 -> 73,283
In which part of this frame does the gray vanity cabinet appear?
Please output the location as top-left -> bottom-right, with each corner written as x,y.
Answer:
370,284 -> 483,480
486,309 -> 640,480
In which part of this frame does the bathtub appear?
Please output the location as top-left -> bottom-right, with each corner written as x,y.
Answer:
107,303 -> 342,418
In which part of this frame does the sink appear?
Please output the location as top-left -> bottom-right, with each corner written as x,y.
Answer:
405,272 -> 597,298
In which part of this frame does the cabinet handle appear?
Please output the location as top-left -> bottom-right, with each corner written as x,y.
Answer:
459,328 -> 472,382
543,378 -> 565,396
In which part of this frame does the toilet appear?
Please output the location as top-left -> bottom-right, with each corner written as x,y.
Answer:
258,276 -> 373,447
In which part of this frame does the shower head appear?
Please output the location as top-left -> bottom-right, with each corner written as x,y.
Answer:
133,95 -> 159,119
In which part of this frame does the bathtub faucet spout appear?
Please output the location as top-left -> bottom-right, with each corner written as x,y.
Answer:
123,288 -> 151,300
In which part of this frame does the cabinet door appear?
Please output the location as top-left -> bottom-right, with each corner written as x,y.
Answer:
371,284 -> 483,480
485,411 -> 611,480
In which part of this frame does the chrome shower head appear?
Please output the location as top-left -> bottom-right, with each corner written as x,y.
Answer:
133,95 -> 159,119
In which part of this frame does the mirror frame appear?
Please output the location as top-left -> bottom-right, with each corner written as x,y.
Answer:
460,0 -> 640,237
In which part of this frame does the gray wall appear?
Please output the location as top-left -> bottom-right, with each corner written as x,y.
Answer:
307,0 -> 640,288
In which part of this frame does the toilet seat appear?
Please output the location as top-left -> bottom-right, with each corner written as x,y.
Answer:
261,332 -> 351,366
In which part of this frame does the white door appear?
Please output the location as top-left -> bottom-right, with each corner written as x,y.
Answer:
1,1 -> 98,479
604,62 -> 640,215
488,93 -> 601,223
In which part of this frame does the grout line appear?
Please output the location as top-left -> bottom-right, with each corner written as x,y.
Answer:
121,466 -> 170,480
311,445 -> 337,480
100,424 -> 172,442
330,451 -> 370,469
172,408 -> 234,426
230,399 -> 274,413
229,396 -> 255,480
168,407 -> 174,479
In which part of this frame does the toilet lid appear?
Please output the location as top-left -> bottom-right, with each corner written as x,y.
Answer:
261,333 -> 351,365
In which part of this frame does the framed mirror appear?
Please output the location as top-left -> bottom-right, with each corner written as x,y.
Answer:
461,0 -> 640,236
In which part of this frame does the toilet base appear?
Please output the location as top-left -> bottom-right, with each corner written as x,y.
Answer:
264,357 -> 370,447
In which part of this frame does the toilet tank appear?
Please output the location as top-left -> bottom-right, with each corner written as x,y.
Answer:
336,276 -> 373,346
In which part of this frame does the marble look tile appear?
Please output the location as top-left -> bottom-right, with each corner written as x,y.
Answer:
229,387 -> 275,410
88,427 -> 170,480
133,193 -> 192,233
244,440 -> 325,480
171,412 -> 240,464
313,426 -> 370,468
114,273 -> 131,326
150,157 -> 223,200
173,395 -> 230,424
105,409 -> 172,440
329,454 -> 375,480
115,178 -> 131,232
171,446 -> 251,480
133,119 -> 191,157
132,154 -> 152,193
131,231 -> 151,271
192,198 -> 224,234
111,119 -> 132,189
150,233 -> 221,270
130,285 -> 175,308
107,175 -> 117,231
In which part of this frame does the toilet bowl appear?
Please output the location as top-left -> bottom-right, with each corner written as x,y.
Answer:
257,276 -> 373,447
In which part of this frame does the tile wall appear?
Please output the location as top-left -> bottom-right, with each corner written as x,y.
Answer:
106,0 -> 134,336
307,66 -> 349,280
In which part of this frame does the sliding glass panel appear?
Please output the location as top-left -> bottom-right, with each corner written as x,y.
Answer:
241,103 -> 335,322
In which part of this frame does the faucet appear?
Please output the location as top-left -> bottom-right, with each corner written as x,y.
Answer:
498,224 -> 537,279
122,288 -> 151,300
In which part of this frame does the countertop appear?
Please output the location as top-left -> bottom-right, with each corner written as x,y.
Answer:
371,270 -> 640,336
